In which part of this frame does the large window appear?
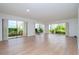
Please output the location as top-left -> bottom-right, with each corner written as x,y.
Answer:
8,20 -> 24,37
49,23 -> 66,34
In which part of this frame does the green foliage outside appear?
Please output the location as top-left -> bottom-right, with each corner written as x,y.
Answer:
35,27 -> 43,34
49,25 -> 66,34
8,28 -> 23,37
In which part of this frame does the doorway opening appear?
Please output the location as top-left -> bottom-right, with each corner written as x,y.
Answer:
35,24 -> 45,34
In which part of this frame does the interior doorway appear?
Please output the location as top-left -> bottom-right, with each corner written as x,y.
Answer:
35,24 -> 45,34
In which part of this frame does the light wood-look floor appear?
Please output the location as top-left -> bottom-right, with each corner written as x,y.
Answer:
0,34 -> 78,55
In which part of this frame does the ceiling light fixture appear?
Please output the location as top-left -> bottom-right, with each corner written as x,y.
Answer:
26,9 -> 30,12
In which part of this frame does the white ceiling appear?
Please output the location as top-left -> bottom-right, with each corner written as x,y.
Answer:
0,3 -> 78,23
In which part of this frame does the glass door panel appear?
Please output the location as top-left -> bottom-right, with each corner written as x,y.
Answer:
17,21 -> 24,36
8,20 -> 24,37
49,23 -> 66,34
8,20 -> 17,37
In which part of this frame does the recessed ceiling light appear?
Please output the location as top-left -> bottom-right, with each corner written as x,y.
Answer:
26,9 -> 30,12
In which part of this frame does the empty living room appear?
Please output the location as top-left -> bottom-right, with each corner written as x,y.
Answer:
0,3 -> 79,56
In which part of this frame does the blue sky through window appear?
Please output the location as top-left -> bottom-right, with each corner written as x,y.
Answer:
8,20 -> 16,28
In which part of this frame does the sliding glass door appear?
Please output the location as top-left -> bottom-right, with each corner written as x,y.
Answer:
49,23 -> 66,34
8,20 -> 24,37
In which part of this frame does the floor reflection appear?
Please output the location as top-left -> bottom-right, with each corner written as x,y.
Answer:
35,34 -> 78,55
0,34 -> 78,55
35,34 -> 45,46
65,36 -> 78,55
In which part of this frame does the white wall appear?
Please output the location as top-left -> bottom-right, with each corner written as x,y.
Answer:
68,19 -> 78,36
2,19 -> 8,40
0,18 -> 2,41
78,8 -> 79,48
27,21 -> 35,36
